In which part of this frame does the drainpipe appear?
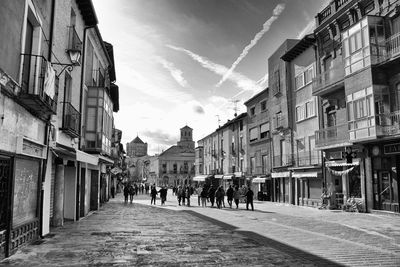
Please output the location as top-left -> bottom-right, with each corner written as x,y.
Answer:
39,0 -> 56,238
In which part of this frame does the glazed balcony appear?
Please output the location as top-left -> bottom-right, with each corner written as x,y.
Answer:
315,123 -> 350,148
19,54 -> 58,118
60,102 -> 80,138
376,111 -> 400,137
312,63 -> 345,96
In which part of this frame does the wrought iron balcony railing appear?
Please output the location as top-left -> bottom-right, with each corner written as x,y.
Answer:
60,102 -> 80,138
272,154 -> 293,168
295,151 -> 321,167
19,54 -> 58,117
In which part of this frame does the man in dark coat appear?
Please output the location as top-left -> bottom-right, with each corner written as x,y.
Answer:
208,185 -> 216,207
245,188 -> 254,211
226,185 -> 234,208
150,184 -> 158,205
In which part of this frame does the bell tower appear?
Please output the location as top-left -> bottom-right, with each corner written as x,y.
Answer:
177,126 -> 194,149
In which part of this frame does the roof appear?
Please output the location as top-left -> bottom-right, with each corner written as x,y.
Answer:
159,145 -> 194,157
218,112 -> 247,130
244,88 -> 269,106
281,34 -> 315,62
132,136 -> 145,144
104,42 -> 116,82
180,125 -> 192,130
76,0 -> 98,26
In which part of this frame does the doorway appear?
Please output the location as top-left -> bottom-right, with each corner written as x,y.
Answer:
0,156 -> 12,259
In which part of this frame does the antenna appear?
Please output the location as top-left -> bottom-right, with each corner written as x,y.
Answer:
231,99 -> 239,117
215,115 -> 221,127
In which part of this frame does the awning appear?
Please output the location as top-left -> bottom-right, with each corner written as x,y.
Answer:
325,160 -> 359,167
252,177 -> 266,183
76,150 -> 98,165
234,172 -> 243,177
50,145 -> 75,161
271,171 -> 291,178
193,175 -> 209,181
292,171 -> 321,178
223,174 -> 234,180
214,175 -> 224,179
97,155 -> 114,164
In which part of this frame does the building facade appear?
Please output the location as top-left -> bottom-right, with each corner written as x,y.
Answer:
158,126 -> 195,186
314,0 -> 400,213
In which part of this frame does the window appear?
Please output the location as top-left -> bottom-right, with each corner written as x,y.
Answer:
250,157 -> 255,174
296,105 -> 305,121
306,99 -> 316,117
260,123 -> 270,139
304,66 -> 314,85
275,112 -> 282,128
250,106 -> 255,116
173,163 -> 177,173
239,120 -> 243,131
295,74 -> 304,89
249,127 -> 258,142
64,72 -> 72,102
262,155 -> 269,174
261,101 -> 267,111
295,64 -> 314,90
272,69 -> 281,95
296,98 -> 316,122
162,164 -> 167,174
240,136 -> 243,150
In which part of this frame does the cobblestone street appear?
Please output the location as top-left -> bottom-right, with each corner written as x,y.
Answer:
1,192 -> 399,266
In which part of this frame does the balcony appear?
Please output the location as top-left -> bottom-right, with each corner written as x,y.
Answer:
296,151 -> 321,167
60,102 -> 80,138
19,54 -> 58,117
376,111 -> 400,137
316,123 -> 351,148
312,64 -> 345,96
273,154 -> 293,168
317,0 -> 355,26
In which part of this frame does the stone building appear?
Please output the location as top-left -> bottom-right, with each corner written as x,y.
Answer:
158,126 -> 195,186
126,136 -> 148,157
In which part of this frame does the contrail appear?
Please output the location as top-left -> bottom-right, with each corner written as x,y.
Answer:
166,44 -> 262,93
216,3 -> 285,87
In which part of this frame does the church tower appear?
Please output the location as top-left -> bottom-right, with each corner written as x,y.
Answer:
177,126 -> 195,150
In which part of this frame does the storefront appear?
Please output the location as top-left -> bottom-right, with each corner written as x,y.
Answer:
271,171 -> 291,203
292,171 -> 323,207
370,143 -> 400,213
251,177 -> 271,201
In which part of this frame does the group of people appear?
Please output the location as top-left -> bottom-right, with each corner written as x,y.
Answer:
123,182 -> 151,203
196,184 -> 254,211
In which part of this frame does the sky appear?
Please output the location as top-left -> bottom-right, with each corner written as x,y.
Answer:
93,0 -> 330,155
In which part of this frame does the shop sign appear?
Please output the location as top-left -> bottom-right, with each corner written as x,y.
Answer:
383,143 -> 400,155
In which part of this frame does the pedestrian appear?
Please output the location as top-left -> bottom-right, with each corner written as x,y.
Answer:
196,186 -> 202,206
185,187 -> 191,206
226,185 -> 234,208
123,184 -> 129,203
200,187 -> 208,207
135,184 -> 139,195
246,187 -> 254,211
182,186 -> 186,206
216,186 -> 224,209
129,184 -> 135,203
145,184 -> 149,194
150,185 -> 158,205
159,186 -> 167,205
177,185 -> 183,206
111,185 -> 115,198
141,184 -> 144,194
233,186 -> 241,209
208,185 -> 215,207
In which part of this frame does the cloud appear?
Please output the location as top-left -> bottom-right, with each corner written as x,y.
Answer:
157,57 -> 189,88
166,44 -> 262,93
216,3 -> 286,87
193,105 -> 205,114
141,130 -> 178,147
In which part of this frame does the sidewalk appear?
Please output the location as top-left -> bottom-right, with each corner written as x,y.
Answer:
131,191 -> 400,267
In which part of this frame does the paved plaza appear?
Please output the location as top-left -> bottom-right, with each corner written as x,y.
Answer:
1,191 -> 399,266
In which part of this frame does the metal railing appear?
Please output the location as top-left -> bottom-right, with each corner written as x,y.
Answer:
387,31 -> 400,59
295,151 -> 321,166
376,111 -> 400,136
273,154 -> 293,168
61,102 -> 80,137
315,123 -> 350,147
312,63 -> 345,94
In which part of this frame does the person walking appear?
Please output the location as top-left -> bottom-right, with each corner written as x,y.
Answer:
246,187 -> 254,211
208,185 -> 216,207
159,186 -> 167,205
177,185 -> 183,206
200,187 -> 208,207
129,184 -> 135,203
185,187 -> 191,206
226,185 -> 234,208
123,184 -> 129,203
196,186 -> 202,206
216,186 -> 224,209
150,185 -> 158,205
233,186 -> 241,209
111,185 -> 115,198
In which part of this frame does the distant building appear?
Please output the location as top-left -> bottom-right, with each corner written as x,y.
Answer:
126,136 -> 148,157
158,126 -> 195,186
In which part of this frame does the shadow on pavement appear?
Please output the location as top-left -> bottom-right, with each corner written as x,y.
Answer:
184,210 -> 343,267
